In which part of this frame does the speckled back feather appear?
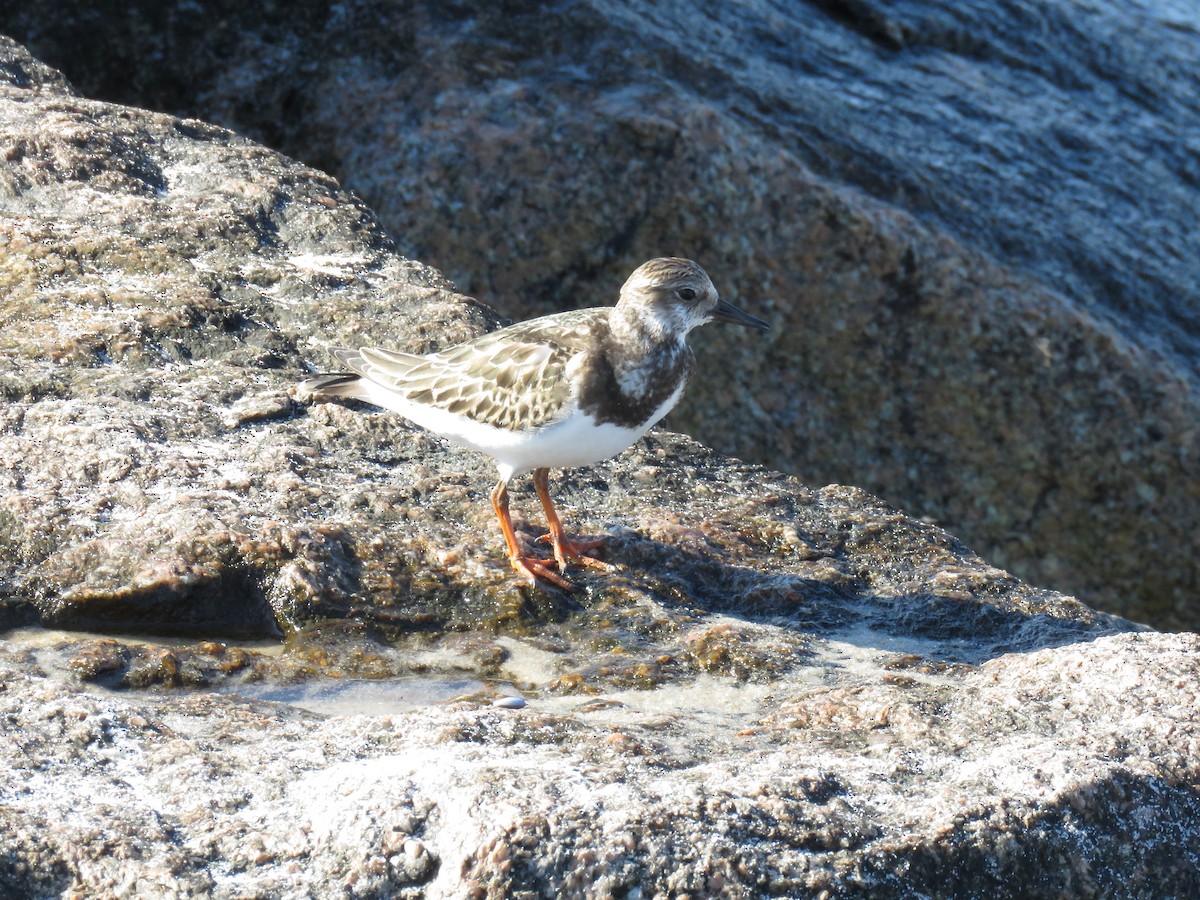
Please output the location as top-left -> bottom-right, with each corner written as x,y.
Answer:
334,308 -> 610,432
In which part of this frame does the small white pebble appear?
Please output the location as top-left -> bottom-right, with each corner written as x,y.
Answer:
493,696 -> 526,709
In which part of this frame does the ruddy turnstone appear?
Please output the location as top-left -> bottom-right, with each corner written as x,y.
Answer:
300,257 -> 769,589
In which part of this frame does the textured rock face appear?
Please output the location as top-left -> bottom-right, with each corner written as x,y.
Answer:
1,37 -> 1199,899
3,0 -> 1199,628
0,34 -> 499,636
3,631 -> 1199,899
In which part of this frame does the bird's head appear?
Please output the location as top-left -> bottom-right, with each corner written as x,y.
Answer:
616,258 -> 769,342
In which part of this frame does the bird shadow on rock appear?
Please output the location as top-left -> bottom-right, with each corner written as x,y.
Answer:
565,527 -> 1142,671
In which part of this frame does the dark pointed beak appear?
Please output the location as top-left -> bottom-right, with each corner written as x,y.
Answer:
712,297 -> 770,330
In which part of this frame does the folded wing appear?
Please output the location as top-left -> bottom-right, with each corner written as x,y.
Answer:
331,309 -> 608,432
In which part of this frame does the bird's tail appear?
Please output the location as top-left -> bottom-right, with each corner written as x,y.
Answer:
297,373 -> 367,400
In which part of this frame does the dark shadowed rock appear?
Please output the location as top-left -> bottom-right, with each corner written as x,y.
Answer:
3,0 -> 1199,628
1,38 -> 1198,898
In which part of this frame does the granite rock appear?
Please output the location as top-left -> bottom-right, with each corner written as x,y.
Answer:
0,38 -> 1197,898
4,0 -> 1199,627
1,630 -> 1198,899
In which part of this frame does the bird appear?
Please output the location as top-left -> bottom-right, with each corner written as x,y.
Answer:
299,257 -> 770,590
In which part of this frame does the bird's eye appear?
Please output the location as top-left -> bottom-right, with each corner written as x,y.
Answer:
678,287 -> 697,301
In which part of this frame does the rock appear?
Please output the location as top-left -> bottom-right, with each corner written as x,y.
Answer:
6,0 -> 1199,629
0,32 -> 500,636
2,630 -> 1198,898
1,37 -> 1198,898
2,32 -> 1109,647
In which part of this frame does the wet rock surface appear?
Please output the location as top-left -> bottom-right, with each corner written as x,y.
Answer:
3,0 -> 1199,628
1,38 -> 1198,899
3,629 -> 1198,899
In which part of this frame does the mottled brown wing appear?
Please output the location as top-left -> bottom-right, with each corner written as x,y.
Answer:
352,308 -> 608,431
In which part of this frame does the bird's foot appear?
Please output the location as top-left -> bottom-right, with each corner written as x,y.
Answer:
538,533 -> 609,572
508,553 -> 577,591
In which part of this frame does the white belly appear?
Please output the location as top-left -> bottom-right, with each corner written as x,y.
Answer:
493,413 -> 645,479
353,377 -> 685,481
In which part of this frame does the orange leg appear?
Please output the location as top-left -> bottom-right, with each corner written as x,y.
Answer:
532,468 -> 607,571
490,478 -> 575,590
